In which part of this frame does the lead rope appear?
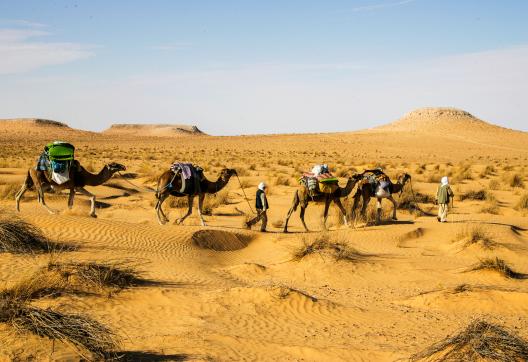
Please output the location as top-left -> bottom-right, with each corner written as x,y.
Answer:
236,174 -> 256,214
117,171 -> 157,193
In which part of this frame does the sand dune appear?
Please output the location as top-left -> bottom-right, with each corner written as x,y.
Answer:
1,108 -> 528,360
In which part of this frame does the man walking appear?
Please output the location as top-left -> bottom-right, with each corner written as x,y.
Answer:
436,176 -> 454,223
246,182 -> 269,232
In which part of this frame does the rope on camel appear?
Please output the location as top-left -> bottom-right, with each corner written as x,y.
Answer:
235,174 -> 256,215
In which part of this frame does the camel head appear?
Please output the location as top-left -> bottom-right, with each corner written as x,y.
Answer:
219,168 -> 237,182
106,162 -> 127,174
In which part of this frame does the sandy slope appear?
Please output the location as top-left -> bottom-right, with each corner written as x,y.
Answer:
0,108 -> 528,361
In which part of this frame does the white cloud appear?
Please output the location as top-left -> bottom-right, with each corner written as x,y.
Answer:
0,27 -> 94,75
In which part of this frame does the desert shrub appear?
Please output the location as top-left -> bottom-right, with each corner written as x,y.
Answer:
458,189 -> 488,201
480,199 -> 500,215
411,320 -> 528,361
0,218 -> 51,254
488,179 -> 500,190
0,182 -> 19,200
0,296 -> 118,359
503,173 -> 525,188
274,176 -> 291,186
202,189 -> 230,215
515,193 -> 528,211
468,257 -> 525,279
455,225 -> 495,249
46,261 -> 146,292
292,233 -> 367,262
454,163 -> 473,181
479,165 -> 496,178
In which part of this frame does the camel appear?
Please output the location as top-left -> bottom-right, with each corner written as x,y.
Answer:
15,161 -> 126,218
351,173 -> 411,225
283,173 -> 362,233
155,167 -> 237,226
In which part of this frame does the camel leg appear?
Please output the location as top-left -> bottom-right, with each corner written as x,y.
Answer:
322,197 -> 331,231
351,192 -> 361,222
77,187 -> 97,218
68,188 -> 75,209
15,183 -> 28,212
155,193 -> 170,225
37,187 -> 58,215
376,197 -> 382,225
176,195 -> 194,225
388,195 -> 398,220
361,195 -> 371,220
197,193 -> 206,227
334,198 -> 348,227
300,206 -> 309,232
283,192 -> 300,233
155,194 -> 169,225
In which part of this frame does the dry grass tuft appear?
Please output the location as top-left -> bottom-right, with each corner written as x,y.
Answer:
0,218 -> 52,254
458,189 -> 487,201
0,182 -> 19,200
456,225 -> 496,249
0,296 -> 118,359
515,193 -> 528,211
503,173 -> 525,188
46,261 -> 147,292
468,257 -> 526,279
411,320 -> 528,361
292,233 -> 367,262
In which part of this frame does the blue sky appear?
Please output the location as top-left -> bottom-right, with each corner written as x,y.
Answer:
0,0 -> 527,134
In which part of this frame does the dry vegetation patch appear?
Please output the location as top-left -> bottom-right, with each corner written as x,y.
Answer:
411,320 -> 528,361
0,296 -> 118,359
292,233 -> 368,262
0,218 -> 53,254
467,257 -> 526,279
455,225 -> 496,249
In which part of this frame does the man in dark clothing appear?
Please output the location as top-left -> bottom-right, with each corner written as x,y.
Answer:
246,182 -> 269,232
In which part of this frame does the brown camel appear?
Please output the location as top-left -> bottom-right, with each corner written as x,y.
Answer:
15,161 -> 126,218
351,173 -> 411,225
283,174 -> 362,233
155,168 -> 237,226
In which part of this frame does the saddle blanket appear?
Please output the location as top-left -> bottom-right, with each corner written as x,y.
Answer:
302,172 -> 336,181
170,162 -> 193,179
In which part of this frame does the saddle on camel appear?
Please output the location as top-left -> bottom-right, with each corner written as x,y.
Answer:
299,164 -> 339,196
363,168 -> 394,196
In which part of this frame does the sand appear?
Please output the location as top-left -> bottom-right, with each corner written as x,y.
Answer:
0,108 -> 527,361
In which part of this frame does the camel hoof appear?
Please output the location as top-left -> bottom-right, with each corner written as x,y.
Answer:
392,217 -> 398,221
90,214 -> 97,218
283,229 -> 289,233
175,219 -> 183,225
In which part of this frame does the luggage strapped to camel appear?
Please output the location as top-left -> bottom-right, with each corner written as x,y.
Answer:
38,141 -> 75,185
299,169 -> 339,196
169,162 -> 204,195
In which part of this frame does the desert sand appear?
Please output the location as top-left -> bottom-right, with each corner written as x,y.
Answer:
0,108 -> 527,361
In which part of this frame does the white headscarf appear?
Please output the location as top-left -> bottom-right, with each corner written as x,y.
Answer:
258,182 -> 266,191
441,176 -> 449,186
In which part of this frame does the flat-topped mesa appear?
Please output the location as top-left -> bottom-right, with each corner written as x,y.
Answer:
403,107 -> 475,119
378,107 -> 504,133
104,124 -> 206,137
0,118 -> 70,128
